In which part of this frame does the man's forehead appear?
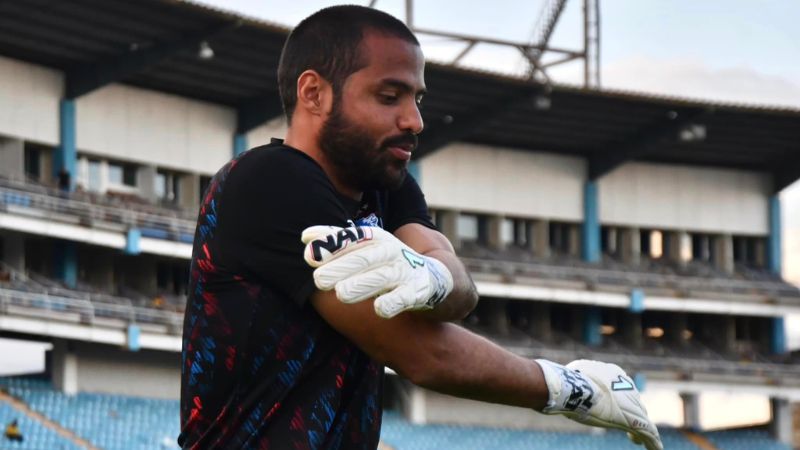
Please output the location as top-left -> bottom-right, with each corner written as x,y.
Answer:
358,31 -> 425,85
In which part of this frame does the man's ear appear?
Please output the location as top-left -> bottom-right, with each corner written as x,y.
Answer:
296,70 -> 333,118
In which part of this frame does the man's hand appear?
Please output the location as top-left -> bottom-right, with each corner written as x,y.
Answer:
536,359 -> 663,450
301,225 -> 454,318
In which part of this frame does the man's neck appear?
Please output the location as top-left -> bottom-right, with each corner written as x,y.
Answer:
284,127 -> 363,202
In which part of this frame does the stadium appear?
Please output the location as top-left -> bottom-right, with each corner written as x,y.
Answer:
0,0 -> 799,449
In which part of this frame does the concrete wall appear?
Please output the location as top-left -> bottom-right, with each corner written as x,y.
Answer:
0,56 -> 61,145
247,116 -> 288,148
420,143 -> 585,220
76,84 -> 235,175
599,162 -> 771,235
72,341 -> 180,399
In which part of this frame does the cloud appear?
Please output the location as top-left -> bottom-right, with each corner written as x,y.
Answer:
599,56 -> 800,109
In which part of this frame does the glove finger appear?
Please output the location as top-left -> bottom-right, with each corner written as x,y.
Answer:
311,242 -> 397,288
374,286 -> 425,318
334,264 -> 402,304
303,226 -> 375,268
300,225 -> 342,244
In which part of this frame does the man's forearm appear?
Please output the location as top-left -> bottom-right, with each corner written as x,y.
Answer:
397,320 -> 548,410
418,249 -> 478,321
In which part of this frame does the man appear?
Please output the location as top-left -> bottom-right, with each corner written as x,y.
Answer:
179,5 -> 662,450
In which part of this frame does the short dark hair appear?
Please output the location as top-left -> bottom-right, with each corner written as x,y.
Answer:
277,5 -> 419,123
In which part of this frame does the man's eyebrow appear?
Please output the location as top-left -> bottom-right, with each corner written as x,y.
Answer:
379,78 -> 427,96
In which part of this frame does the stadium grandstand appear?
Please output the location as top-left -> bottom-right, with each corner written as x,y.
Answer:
0,0 -> 799,449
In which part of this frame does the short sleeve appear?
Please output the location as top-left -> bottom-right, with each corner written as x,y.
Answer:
214,147 -> 350,305
383,174 -> 436,233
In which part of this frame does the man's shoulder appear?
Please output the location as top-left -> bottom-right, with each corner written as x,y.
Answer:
238,143 -> 320,172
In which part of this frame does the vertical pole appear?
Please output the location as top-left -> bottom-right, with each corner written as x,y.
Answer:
582,180 -> 600,262
768,195 -> 782,274
55,99 -> 77,191
233,133 -> 248,158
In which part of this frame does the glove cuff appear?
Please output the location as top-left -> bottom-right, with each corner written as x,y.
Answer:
535,359 -> 596,416
423,256 -> 453,308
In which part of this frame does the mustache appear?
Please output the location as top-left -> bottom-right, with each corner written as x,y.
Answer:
381,133 -> 418,151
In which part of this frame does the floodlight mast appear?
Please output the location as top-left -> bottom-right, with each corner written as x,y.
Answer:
368,0 -> 600,89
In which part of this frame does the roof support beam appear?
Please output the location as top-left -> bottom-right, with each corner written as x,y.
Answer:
415,86 -> 543,159
588,108 -> 710,180
64,20 -> 240,99
773,151 -> 800,193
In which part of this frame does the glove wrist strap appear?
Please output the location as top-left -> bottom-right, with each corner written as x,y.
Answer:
535,359 -> 596,416
423,256 -> 453,308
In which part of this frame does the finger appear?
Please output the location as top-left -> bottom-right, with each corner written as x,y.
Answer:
301,225 -> 342,244
303,226 -> 375,267
334,264 -> 402,304
374,285 -> 426,318
311,242 -> 395,285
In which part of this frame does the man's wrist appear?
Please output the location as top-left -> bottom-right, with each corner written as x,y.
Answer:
535,359 -> 596,415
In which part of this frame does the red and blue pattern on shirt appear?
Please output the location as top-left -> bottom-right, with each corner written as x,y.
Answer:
178,151 -> 384,450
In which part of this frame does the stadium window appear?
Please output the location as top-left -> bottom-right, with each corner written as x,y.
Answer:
513,219 -> 528,247
645,327 -> 664,338
501,218 -> 514,245
23,145 -> 41,180
650,231 -> 663,259
122,164 -> 136,187
457,214 -> 478,242
87,160 -> 102,192
640,229 -> 651,257
107,163 -> 123,186
155,172 -> 167,199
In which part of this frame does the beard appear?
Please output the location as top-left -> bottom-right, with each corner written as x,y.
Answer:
319,98 -> 417,192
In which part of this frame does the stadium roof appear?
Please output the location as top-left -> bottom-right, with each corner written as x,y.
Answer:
1,0 -> 799,191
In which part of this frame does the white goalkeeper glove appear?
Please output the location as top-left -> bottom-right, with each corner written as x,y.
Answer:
536,359 -> 663,450
301,225 -> 454,318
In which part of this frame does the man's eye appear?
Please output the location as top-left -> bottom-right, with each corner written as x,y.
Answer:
380,94 -> 398,104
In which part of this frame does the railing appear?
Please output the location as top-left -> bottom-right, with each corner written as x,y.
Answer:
0,287 -> 183,332
0,178 -> 196,242
462,255 -> 800,300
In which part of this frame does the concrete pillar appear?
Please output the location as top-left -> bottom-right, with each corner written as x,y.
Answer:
681,393 -> 701,431
667,313 -> 688,348
771,316 -> 787,355
583,307 -> 602,347
408,385 -> 426,424
51,340 -> 78,395
1,231 -> 25,272
54,241 -> 77,289
487,299 -> 509,336
618,227 -> 641,265
713,234 -> 734,274
623,312 -> 643,349
582,181 -> 600,262
527,219 -> 550,258
770,398 -> 793,446
82,249 -> 114,292
527,302 -> 551,341
0,137 -> 24,180
667,231 -> 691,266
54,99 -> 77,191
137,165 -> 158,203
233,132 -> 248,158
486,215 -> 505,251
178,173 -> 200,210
438,210 -> 460,251
755,239 -> 766,268
768,196 -> 782,274
568,225 -> 581,258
